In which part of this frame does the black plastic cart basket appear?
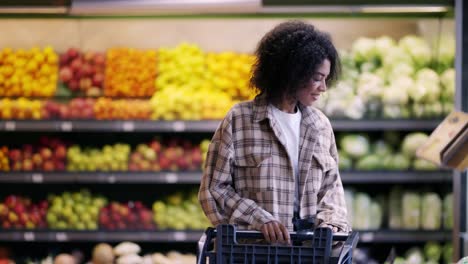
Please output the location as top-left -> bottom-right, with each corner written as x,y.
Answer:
197,224 -> 359,264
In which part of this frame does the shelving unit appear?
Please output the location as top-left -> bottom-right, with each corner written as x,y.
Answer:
0,119 -> 442,132
0,170 -> 452,184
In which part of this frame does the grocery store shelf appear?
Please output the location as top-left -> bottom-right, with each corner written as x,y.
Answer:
0,229 -> 451,243
0,120 -> 221,132
0,230 -> 203,242
0,171 -> 451,184
0,119 -> 440,132
357,230 -> 452,243
0,172 -> 202,184
330,119 -> 441,131
340,171 -> 452,184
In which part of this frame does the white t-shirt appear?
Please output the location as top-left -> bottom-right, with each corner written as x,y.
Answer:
271,105 -> 302,213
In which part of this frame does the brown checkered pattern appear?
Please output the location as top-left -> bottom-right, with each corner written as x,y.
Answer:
198,94 -> 350,232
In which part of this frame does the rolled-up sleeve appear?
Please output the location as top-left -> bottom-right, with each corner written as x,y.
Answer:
198,110 -> 276,230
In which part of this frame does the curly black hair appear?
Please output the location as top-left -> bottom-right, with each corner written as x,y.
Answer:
250,21 -> 340,104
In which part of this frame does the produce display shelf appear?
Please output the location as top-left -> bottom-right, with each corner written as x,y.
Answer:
0,230 -> 203,242
0,230 -> 451,243
0,171 -> 451,184
357,230 -> 452,243
0,119 -> 441,132
0,172 -> 202,184
340,171 -> 452,184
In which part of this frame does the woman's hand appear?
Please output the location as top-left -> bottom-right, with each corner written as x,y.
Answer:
261,221 -> 291,245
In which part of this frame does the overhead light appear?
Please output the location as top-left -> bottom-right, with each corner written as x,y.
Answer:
260,5 -> 449,14
0,6 -> 68,14
71,0 -> 261,15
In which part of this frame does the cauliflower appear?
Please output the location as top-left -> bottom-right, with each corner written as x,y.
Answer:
382,46 -> 414,69
401,132 -> 429,158
440,68 -> 455,100
436,35 -> 455,71
351,37 -> 378,65
399,35 -> 432,69
375,36 -> 397,60
409,68 -> 441,103
383,76 -> 413,105
387,63 -> 415,81
345,97 -> 366,120
357,72 -> 384,103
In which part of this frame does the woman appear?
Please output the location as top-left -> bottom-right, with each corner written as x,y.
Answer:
198,21 -> 349,245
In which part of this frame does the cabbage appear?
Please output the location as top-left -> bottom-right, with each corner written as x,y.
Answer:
443,193 -> 453,230
344,189 -> 354,225
383,105 -> 405,119
443,243 -> 453,264
421,193 -> 442,230
440,68 -> 455,101
405,247 -> 424,264
338,151 -> 353,170
401,132 -> 429,158
393,257 -> 406,264
402,191 -> 421,229
373,140 -> 392,157
424,242 -> 442,262
413,158 -> 438,170
399,35 -> 432,69
353,192 -> 371,229
340,135 -> 370,159
369,201 -> 383,229
389,187 -> 403,229
351,37 -> 378,65
356,155 -> 381,170
383,154 -> 411,170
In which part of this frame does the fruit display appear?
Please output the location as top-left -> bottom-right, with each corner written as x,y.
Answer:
129,138 -> 203,171
47,189 -> 107,230
66,144 -> 130,171
315,35 -> 455,119
205,51 -> 256,100
105,48 -> 157,97
94,98 -> 152,120
338,131 -> 438,171
0,46 -> 58,97
152,190 -> 210,230
346,188 -> 452,231
43,98 -> 95,119
99,201 -> 155,230
59,48 -> 106,97
0,98 -> 43,120
8,137 -> 67,171
151,43 -> 236,120
0,147 -> 9,171
0,195 -> 48,229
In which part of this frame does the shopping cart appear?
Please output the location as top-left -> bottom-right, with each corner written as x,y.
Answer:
197,224 -> 359,264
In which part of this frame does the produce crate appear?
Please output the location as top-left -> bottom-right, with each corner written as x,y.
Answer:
197,224 -> 359,264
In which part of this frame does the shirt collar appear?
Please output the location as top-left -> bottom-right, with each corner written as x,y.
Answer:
252,94 -> 319,129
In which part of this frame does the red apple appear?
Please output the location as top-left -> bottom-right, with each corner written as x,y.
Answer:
55,145 -> 67,160
40,148 -> 53,160
59,67 -> 73,82
43,161 -> 55,171
67,48 -> 79,60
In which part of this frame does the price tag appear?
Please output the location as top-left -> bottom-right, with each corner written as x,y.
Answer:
107,175 -> 116,183
24,232 -> 35,241
172,121 -> 186,132
360,232 -> 374,242
31,173 -> 43,183
60,122 -> 73,132
122,122 -> 135,132
173,232 -> 187,241
165,173 -> 178,183
5,121 -> 16,131
55,232 -> 68,241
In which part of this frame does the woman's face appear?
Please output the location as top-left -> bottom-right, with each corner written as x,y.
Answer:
296,59 -> 330,107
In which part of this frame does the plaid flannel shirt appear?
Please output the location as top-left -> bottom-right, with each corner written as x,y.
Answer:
198,95 -> 350,232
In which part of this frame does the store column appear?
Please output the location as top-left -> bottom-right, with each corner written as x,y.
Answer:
455,0 -> 468,260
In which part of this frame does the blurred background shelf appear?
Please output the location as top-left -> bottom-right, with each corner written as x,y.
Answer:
357,230 -> 452,243
0,171 -> 452,184
0,119 -> 441,132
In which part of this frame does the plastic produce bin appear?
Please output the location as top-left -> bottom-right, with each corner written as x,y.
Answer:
197,224 -> 359,264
